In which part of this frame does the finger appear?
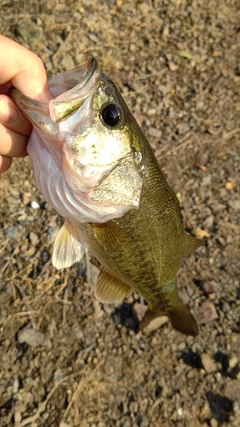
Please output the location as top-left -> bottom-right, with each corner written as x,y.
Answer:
0,155 -> 12,174
0,35 -> 53,102
0,123 -> 28,157
0,94 -> 32,135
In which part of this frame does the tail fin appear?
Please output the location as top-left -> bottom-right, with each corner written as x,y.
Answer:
168,303 -> 198,336
140,279 -> 198,336
140,304 -> 198,336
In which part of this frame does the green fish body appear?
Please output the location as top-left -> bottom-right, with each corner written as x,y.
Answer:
10,58 -> 202,335
75,133 -> 201,335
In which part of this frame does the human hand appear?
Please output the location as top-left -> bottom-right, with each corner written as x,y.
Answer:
0,35 -> 52,173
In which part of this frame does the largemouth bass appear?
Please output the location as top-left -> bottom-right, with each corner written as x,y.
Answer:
10,58 -> 202,336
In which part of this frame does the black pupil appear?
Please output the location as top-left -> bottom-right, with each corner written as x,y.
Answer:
102,104 -> 121,127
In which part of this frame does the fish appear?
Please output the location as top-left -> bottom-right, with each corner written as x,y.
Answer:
10,58 -> 202,336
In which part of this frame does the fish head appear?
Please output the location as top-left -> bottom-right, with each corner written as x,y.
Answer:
10,58 -> 143,223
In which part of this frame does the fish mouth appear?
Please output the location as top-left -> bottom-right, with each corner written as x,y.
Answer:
49,57 -> 100,122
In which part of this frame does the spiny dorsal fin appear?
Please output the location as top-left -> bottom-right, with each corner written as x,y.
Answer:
95,268 -> 132,303
52,220 -> 85,269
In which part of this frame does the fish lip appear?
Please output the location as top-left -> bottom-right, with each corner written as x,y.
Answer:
83,57 -> 98,86
70,57 -> 98,89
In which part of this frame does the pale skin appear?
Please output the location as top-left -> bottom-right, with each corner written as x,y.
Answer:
0,35 -> 53,173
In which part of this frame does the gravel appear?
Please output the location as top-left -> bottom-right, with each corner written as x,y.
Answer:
0,0 -> 240,426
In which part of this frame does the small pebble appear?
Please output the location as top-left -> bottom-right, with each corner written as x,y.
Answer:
112,313 -> 121,325
12,378 -> 19,394
23,192 -> 31,205
143,316 -> 169,334
168,61 -> 178,72
228,200 -> 240,210
203,215 -> 214,228
201,353 -> 217,373
202,174 -> 213,186
195,300 -> 218,324
231,334 -> 240,354
139,342 -> 145,351
224,379 -> 240,401
18,327 -> 51,348
14,411 -> 22,424
147,127 -> 162,138
29,232 -> 40,246
201,281 -> 216,294
177,407 -> 183,417
225,181 -> 233,190
210,418 -> 218,427
132,303 -> 148,322
17,20 -> 43,47
54,369 -> 64,383
5,226 -> 18,239
93,300 -> 104,320
46,227 -> 59,245
178,289 -> 190,305
42,412 -> 49,420
138,3 -> 150,14
229,356 -> 238,369
30,201 -> 40,209
129,401 -> 138,413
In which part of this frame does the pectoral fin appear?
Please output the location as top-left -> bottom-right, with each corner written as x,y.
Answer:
95,268 -> 132,303
52,220 -> 86,269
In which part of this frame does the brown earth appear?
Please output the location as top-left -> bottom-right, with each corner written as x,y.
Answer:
0,1 -> 240,426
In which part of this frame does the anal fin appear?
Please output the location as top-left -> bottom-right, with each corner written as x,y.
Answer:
95,268 -> 132,304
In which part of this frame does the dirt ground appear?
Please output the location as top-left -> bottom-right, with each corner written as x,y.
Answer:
0,1 -> 240,426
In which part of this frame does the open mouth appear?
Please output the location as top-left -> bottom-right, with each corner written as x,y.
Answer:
49,57 -> 100,122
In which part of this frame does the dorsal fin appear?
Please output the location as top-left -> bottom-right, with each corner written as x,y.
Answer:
184,232 -> 202,258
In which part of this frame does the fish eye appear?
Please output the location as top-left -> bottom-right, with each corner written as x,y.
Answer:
101,104 -> 121,127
